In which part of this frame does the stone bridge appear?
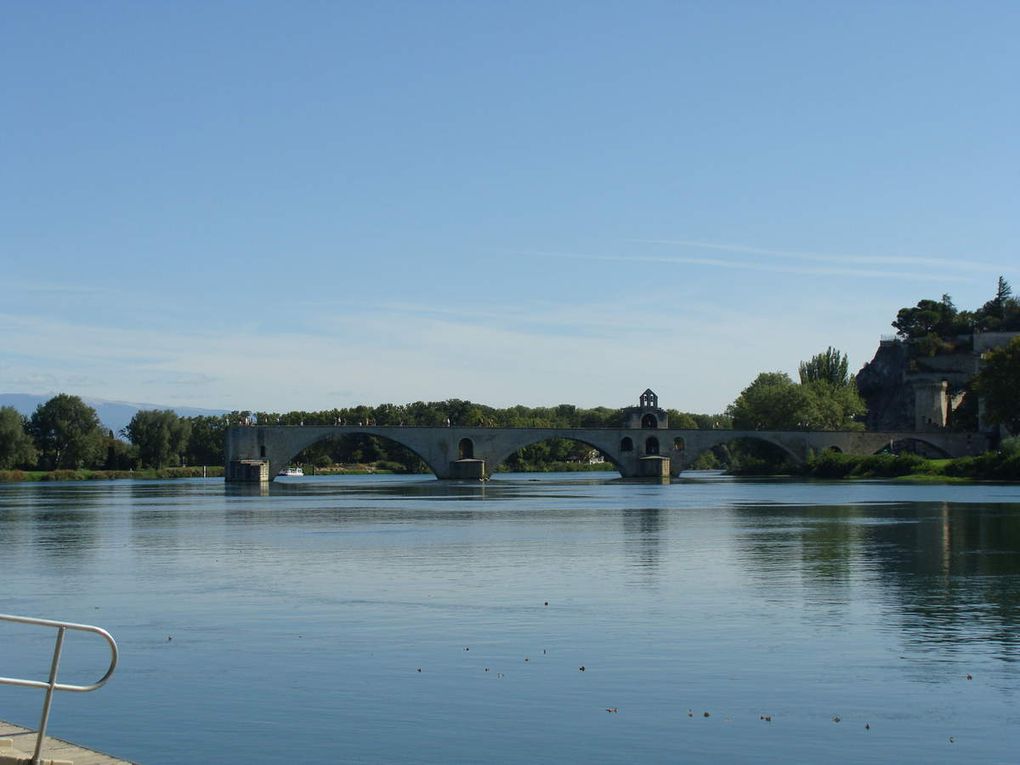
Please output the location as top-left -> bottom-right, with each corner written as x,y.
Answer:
224,424 -> 989,482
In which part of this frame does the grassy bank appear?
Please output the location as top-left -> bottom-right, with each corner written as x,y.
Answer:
0,466 -> 225,482
306,462 -> 404,475
495,461 -> 616,474
802,450 -> 1020,482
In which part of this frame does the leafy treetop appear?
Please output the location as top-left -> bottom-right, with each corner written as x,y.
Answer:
893,278 -> 1020,340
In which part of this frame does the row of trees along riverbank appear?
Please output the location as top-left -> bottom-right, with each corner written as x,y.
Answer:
0,393 -> 734,477
2,285 -> 1017,481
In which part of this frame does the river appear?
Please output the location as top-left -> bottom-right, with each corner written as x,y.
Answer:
1,473 -> 1019,763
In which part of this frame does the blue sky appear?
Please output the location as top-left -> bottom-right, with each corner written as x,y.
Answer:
2,1 -> 1018,414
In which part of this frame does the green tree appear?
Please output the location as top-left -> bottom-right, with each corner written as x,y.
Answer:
800,380 -> 866,431
102,430 -> 136,470
974,276 -> 1020,332
666,410 -> 700,429
0,406 -> 37,469
729,349 -> 865,433
28,394 -> 105,469
798,348 -> 866,430
799,346 -> 851,386
124,410 -> 192,468
184,415 -> 228,466
892,296 -> 965,340
727,372 -> 810,430
972,336 -> 1020,435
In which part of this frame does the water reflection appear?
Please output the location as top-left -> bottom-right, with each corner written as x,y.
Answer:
867,502 -> 1020,656
732,501 -> 1020,656
3,475 -> 1020,765
29,485 -> 103,562
621,508 -> 663,576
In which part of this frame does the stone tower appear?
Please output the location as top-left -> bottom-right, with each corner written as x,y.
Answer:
624,389 -> 668,429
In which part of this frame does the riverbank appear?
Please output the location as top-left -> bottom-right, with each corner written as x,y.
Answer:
0,466 -> 225,482
799,450 -> 1020,481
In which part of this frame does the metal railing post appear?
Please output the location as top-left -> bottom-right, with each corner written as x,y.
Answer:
32,625 -> 66,764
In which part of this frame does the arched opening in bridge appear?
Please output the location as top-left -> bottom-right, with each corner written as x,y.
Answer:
458,438 -> 474,460
685,437 -> 799,474
641,413 -> 658,429
645,436 -> 660,455
287,432 -> 429,476
497,436 -> 617,476
621,437 -> 633,452
673,437 -> 685,451
879,438 -> 951,459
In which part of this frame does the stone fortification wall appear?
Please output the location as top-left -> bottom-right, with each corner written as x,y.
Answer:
974,331 -> 1020,353
857,330 -> 1020,433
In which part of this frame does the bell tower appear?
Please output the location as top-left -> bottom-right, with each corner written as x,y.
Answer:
625,389 -> 668,429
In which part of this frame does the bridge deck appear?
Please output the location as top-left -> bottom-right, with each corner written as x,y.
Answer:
0,720 -> 135,764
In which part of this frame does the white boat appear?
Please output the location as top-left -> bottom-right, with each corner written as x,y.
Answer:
277,466 -> 304,477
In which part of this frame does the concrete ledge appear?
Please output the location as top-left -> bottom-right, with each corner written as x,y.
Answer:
0,722 -> 135,765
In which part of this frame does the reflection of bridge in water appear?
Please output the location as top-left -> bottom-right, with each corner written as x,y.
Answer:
225,390 -> 989,482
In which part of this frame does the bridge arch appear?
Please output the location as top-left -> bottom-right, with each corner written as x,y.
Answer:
684,433 -> 804,472
489,434 -> 625,476
264,428 -> 441,479
458,438 -> 474,460
880,437 -> 952,459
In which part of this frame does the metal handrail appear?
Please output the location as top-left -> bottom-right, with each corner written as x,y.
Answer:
0,613 -> 118,765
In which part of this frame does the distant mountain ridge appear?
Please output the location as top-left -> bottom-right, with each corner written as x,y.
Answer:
0,393 -> 227,436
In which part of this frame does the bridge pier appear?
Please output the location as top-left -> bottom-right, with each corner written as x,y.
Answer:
448,459 -> 486,480
639,456 -> 671,478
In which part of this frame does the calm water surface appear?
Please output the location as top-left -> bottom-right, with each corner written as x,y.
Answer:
1,473 -> 1019,764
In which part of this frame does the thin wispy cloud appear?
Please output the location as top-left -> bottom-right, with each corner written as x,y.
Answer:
521,248 -> 970,282
631,239 -> 1006,273
8,279 -> 114,295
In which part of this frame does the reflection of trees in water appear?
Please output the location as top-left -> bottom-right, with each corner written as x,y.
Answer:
622,507 -> 663,575
734,504 -> 866,583
733,502 -> 1020,655
732,505 -> 866,631
30,486 -> 102,560
0,497 -> 31,550
130,483 -> 182,547
864,502 -> 1020,655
